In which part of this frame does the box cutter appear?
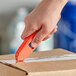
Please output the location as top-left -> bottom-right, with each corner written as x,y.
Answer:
15,31 -> 40,62
16,16 -> 62,62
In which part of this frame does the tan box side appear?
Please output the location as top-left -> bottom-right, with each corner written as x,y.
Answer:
0,63 -> 26,76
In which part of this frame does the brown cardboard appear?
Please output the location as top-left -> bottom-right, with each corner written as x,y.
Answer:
0,49 -> 76,76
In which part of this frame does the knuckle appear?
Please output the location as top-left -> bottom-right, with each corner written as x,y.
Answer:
31,26 -> 38,31
31,27 -> 36,31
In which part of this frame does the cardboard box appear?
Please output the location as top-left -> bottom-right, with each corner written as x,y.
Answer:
0,49 -> 76,76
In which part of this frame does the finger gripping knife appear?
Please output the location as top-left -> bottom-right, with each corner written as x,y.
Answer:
15,31 -> 39,62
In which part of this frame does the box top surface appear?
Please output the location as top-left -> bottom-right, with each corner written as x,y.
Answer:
0,49 -> 76,74
0,49 -> 72,60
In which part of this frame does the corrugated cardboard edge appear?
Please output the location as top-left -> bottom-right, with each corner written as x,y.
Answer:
0,62 -> 28,76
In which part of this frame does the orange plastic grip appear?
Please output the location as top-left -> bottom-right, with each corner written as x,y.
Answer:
15,31 -> 39,62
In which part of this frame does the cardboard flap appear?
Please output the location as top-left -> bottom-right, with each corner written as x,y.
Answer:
0,62 -> 27,76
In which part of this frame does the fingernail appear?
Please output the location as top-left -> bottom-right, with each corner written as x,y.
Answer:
31,42 -> 37,48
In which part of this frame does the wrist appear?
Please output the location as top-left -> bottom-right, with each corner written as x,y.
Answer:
46,0 -> 68,12
43,0 -> 68,6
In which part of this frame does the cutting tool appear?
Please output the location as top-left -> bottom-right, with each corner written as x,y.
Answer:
15,31 -> 40,62
15,15 -> 61,62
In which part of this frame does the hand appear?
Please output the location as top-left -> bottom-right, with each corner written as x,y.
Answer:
21,0 -> 68,47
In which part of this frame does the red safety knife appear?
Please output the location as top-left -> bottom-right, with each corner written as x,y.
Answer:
15,31 -> 40,62
15,15 -> 61,62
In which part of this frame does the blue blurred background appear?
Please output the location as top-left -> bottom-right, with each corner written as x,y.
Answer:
0,0 -> 76,55
57,0 -> 76,53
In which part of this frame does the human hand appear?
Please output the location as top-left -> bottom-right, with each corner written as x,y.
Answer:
21,0 -> 68,47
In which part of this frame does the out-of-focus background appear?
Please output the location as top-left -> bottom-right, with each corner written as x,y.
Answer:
0,0 -> 76,55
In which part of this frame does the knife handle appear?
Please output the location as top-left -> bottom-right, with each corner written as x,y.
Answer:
15,31 -> 39,62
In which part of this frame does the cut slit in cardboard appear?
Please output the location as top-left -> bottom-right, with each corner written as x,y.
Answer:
0,49 -> 76,76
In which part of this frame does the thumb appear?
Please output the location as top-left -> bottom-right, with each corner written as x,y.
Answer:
21,25 -> 36,40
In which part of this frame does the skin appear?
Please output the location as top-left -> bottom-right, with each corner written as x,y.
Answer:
21,0 -> 68,47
